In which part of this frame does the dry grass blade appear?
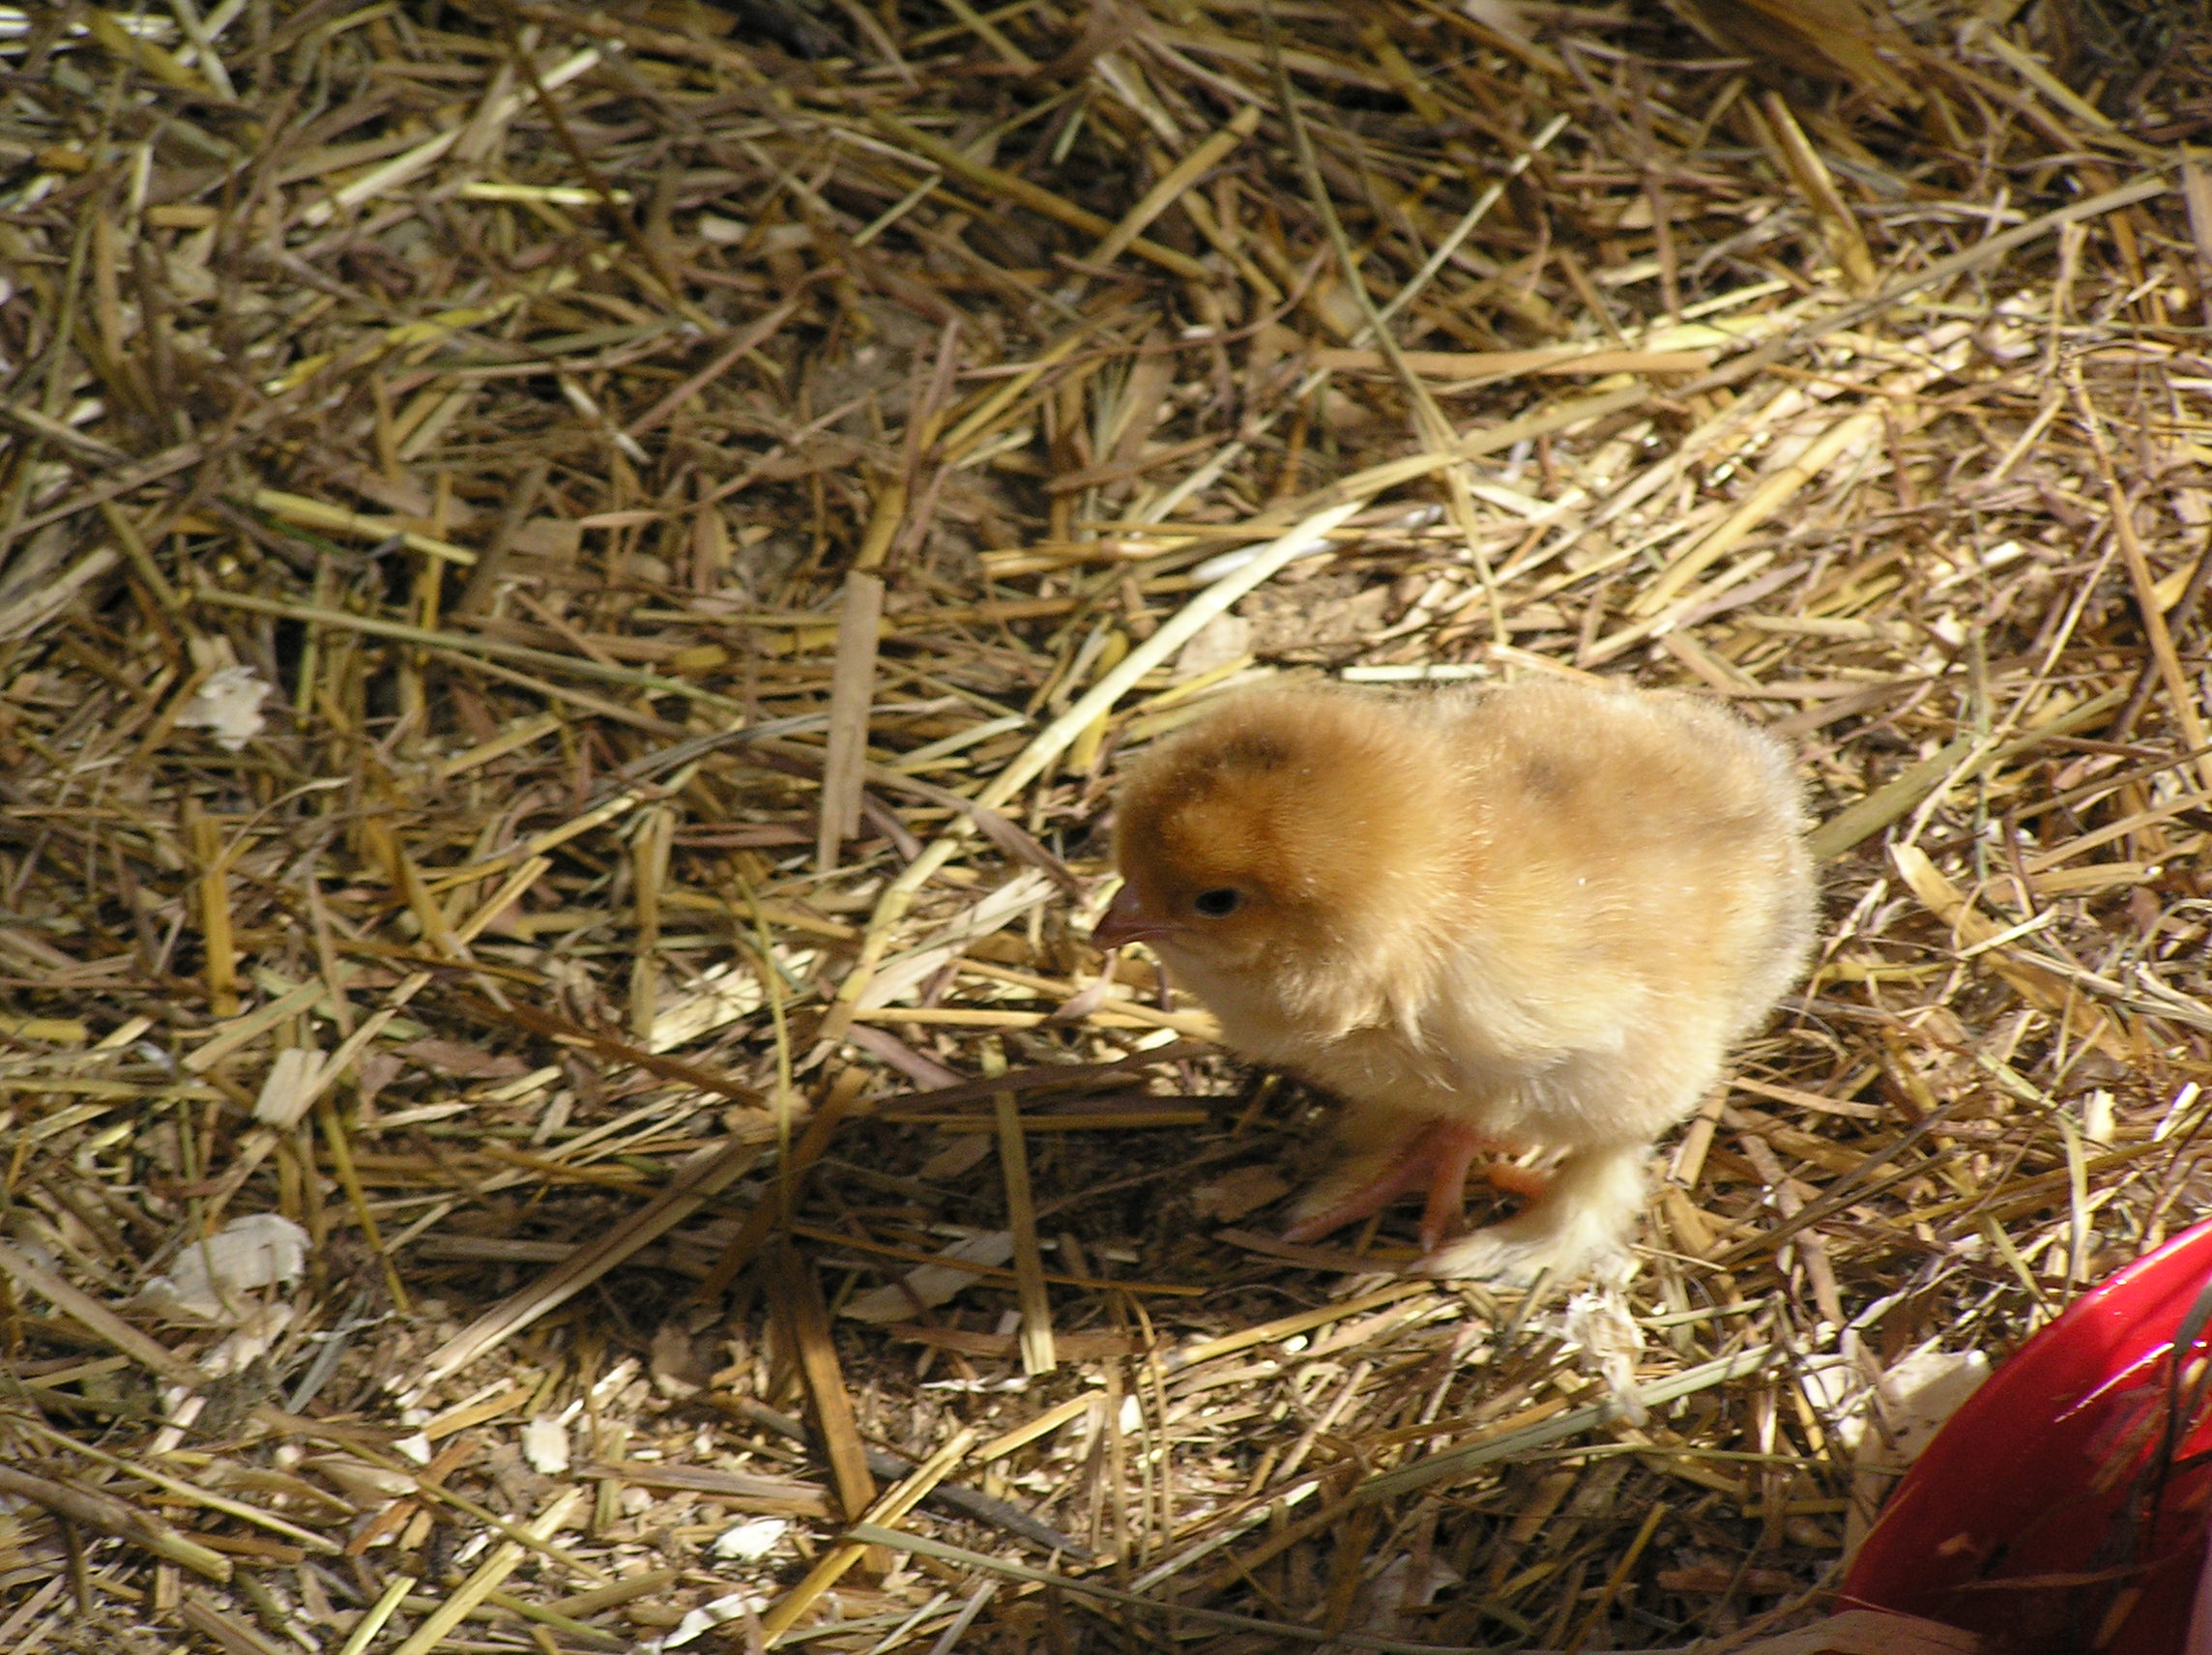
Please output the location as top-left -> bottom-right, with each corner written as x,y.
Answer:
761,1429 -> 977,1641
386,1488 -> 585,1655
0,1241 -> 202,1386
990,1052 -> 1059,1376
0,1463 -> 232,1582
769,1239 -> 880,1527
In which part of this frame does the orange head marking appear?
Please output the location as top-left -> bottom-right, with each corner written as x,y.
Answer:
1098,686 -> 1461,975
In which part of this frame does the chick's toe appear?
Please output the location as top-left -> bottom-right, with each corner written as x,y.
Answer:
1414,1143 -> 1650,1286
1283,1119 -> 1534,1252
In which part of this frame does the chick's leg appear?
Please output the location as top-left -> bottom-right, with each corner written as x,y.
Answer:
1415,1142 -> 1647,1287
1283,1120 -> 1530,1250
1280,1144 -> 1428,1245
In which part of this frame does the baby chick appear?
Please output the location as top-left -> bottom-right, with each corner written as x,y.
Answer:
1093,677 -> 1814,1285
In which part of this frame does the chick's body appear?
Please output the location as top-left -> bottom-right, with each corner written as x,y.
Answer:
1098,678 -> 1815,1284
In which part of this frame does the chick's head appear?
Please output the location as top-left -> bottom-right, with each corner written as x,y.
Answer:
1096,686 -> 1453,976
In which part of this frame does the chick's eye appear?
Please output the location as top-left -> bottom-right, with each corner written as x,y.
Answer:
1192,887 -> 1241,918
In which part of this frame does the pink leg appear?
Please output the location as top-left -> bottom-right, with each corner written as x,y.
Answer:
1281,1137 -> 1432,1244
1418,1123 -> 1489,1255
1284,1120 -> 1540,1248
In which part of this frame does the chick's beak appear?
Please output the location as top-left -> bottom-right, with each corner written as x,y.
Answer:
1092,885 -> 1174,950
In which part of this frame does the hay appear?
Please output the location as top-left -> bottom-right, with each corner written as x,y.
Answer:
2,0 -> 2211,1650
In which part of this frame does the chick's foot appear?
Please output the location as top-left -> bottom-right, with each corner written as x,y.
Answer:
1283,1120 -> 1538,1254
1414,1143 -> 1647,1287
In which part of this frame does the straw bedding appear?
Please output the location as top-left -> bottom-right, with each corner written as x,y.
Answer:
2,0 -> 2211,1650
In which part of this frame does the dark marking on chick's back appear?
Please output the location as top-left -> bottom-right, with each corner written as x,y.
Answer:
1521,754 -> 1572,803
1218,730 -> 1295,772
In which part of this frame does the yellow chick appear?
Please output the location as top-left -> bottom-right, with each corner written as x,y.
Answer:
1093,677 -> 1815,1285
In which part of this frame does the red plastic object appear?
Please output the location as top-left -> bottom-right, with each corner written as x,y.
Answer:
1845,1216 -> 2212,1653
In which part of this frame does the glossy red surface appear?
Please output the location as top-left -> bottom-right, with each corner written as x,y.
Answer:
1844,1218 -> 2212,1653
